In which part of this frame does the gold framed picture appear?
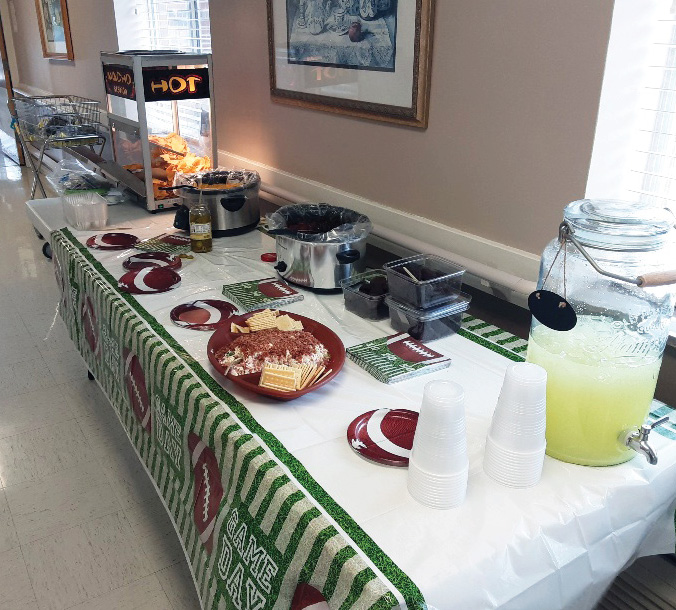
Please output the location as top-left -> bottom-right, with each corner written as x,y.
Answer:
267,0 -> 435,128
34,0 -> 74,60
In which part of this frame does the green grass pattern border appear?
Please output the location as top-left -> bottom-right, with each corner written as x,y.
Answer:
57,228 -> 426,609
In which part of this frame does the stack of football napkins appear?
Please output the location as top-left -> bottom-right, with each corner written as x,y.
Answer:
346,333 -> 451,384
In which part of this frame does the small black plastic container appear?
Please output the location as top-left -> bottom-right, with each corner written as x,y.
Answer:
383,254 -> 465,309
340,270 -> 389,320
386,293 -> 471,342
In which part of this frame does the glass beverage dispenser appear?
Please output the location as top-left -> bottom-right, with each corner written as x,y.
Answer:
526,200 -> 676,466
101,51 -> 217,212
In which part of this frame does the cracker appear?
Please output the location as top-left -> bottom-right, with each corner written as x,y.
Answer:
230,323 -> 250,334
307,366 -> 325,387
276,315 -> 303,331
298,364 -> 316,389
248,319 -> 278,331
259,363 -> 298,392
314,368 -> 333,385
246,309 -> 279,331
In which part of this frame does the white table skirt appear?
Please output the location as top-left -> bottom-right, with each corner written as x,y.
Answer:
28,197 -> 676,610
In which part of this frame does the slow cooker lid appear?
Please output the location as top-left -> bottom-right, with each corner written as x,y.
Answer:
267,203 -> 372,244
175,169 -> 260,195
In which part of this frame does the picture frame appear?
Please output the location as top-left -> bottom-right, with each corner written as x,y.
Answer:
267,0 -> 435,128
34,0 -> 74,60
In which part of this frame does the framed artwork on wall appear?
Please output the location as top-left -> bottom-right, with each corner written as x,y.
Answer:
34,0 -> 74,60
267,0 -> 435,128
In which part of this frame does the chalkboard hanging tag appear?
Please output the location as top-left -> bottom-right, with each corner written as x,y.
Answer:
528,224 -> 577,332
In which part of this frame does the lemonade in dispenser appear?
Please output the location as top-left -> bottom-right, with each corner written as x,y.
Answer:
526,200 -> 676,466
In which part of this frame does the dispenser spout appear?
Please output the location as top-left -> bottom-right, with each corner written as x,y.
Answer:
622,416 -> 670,465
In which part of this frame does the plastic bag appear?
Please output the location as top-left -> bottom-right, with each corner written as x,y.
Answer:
266,203 -> 372,243
46,160 -> 110,195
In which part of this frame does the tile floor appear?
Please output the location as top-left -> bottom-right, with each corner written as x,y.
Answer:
0,160 -> 201,607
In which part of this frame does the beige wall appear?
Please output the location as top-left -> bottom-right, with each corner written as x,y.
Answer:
211,1 -> 614,256
7,0 -> 614,257
12,0 -> 118,102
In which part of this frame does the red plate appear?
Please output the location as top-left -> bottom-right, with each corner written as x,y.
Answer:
207,310 -> 345,401
123,252 -> 182,271
86,232 -> 139,250
170,300 -> 237,331
347,409 -> 419,467
118,266 -> 181,294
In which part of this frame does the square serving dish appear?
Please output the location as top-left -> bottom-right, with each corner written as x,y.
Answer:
62,192 -> 108,230
340,270 -> 389,320
385,293 -> 471,342
383,254 -> 465,309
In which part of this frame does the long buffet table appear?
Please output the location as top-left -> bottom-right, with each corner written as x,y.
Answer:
26,198 -> 676,610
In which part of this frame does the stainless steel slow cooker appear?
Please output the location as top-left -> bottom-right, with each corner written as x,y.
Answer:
171,170 -> 260,236
267,204 -> 372,290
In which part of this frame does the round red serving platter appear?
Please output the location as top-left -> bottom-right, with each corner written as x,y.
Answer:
118,266 -> 181,294
207,310 -> 345,401
347,408 -> 419,467
86,232 -> 139,250
170,300 -> 237,331
123,252 -> 182,271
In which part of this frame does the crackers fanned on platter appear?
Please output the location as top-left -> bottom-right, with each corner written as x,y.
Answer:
207,310 -> 346,401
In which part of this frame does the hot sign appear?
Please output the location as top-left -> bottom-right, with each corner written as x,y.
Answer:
142,67 -> 210,102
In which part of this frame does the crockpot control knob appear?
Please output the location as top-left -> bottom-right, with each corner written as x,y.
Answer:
274,261 -> 287,272
336,249 -> 360,264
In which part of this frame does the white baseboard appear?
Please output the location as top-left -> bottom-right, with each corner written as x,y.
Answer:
14,83 -> 52,97
219,149 -> 540,304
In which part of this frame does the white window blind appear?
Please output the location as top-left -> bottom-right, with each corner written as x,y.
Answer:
113,0 -> 212,144
114,0 -> 211,55
625,12 -> 676,210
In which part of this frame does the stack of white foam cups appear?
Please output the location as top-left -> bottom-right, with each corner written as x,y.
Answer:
483,362 -> 547,488
407,381 -> 469,509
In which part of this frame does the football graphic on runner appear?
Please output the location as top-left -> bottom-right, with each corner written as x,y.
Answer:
258,280 -> 297,299
387,335 -> 444,364
123,348 -> 151,434
81,295 -> 100,358
291,583 -> 329,610
188,432 -> 224,555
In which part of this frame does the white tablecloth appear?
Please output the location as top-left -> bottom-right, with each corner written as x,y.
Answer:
28,198 -> 676,610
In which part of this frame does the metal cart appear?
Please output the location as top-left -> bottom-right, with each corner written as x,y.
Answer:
12,95 -> 106,199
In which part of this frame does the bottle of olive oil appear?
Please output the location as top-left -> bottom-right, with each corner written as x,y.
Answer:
189,197 -> 212,253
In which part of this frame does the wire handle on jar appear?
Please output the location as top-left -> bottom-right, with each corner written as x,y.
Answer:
560,222 -> 676,288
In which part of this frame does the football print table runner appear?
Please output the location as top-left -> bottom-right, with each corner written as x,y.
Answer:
50,222 -> 676,610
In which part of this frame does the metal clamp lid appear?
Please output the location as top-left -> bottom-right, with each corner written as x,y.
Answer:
560,222 -> 676,288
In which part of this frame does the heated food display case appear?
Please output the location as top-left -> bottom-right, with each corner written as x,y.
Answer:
101,51 -> 217,212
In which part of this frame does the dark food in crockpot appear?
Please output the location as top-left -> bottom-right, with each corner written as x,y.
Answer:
286,220 -> 341,235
